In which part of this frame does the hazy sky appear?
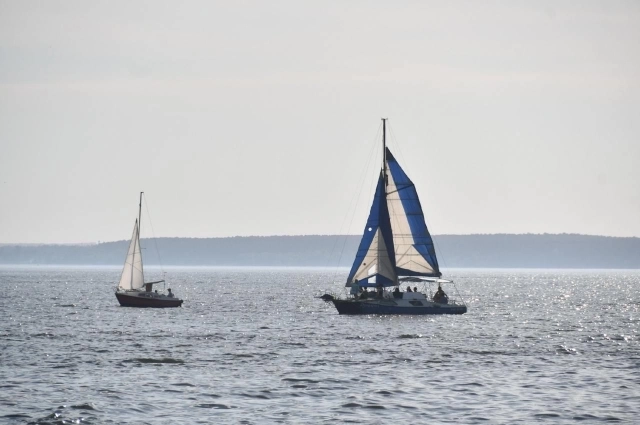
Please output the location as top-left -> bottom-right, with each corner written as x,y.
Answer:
1,1 -> 639,244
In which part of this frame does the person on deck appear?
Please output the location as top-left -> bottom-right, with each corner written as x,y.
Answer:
393,286 -> 401,299
167,288 -> 174,298
433,285 -> 448,304
406,286 -> 412,292
413,287 -> 418,293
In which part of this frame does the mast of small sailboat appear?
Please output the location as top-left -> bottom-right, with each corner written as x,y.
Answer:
131,191 -> 144,286
138,191 -> 143,235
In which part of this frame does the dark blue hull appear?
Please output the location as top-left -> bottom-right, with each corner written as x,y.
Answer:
115,292 -> 183,308
332,299 -> 467,315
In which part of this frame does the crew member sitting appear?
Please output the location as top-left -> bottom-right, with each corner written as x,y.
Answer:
167,288 -> 175,298
432,285 -> 448,304
393,286 -> 401,298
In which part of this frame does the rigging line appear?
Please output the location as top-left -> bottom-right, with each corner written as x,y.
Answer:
333,123 -> 382,275
388,122 -> 425,202
323,126 -> 380,271
143,194 -> 166,276
332,122 -> 384,286
452,280 -> 467,306
387,121 -> 419,182
433,236 -> 449,270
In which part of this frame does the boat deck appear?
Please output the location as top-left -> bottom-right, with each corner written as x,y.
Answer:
332,291 -> 466,315
115,290 -> 183,308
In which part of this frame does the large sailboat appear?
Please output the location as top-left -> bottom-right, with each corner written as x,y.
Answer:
329,119 -> 467,315
114,192 -> 183,308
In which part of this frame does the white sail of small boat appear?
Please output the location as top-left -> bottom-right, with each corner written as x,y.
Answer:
115,192 -> 183,308
329,119 -> 466,315
118,219 -> 144,291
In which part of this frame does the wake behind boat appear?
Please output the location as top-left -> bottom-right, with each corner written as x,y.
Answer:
115,192 -> 183,308
327,119 -> 466,315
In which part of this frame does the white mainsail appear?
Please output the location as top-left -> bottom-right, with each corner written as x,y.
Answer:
118,219 -> 144,290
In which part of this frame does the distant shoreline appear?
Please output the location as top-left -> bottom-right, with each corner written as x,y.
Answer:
1,265 -> 639,273
1,234 -> 639,269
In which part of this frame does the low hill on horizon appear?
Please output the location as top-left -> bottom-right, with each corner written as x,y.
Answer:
1,234 -> 639,269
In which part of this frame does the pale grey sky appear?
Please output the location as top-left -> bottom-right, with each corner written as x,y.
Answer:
1,1 -> 639,244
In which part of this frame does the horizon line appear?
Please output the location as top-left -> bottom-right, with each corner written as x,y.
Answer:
1,232 -> 639,246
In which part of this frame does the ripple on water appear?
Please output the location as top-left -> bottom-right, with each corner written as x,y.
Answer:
239,392 -> 271,399
2,414 -> 31,420
195,403 -> 235,409
398,334 -> 422,339
225,353 -> 254,359
70,403 -> 96,411
282,378 -> 320,384
124,357 -> 185,364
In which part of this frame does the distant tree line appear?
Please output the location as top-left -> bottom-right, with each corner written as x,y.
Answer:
0,234 -> 639,269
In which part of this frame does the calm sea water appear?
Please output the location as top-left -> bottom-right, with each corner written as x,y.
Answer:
1,266 -> 639,424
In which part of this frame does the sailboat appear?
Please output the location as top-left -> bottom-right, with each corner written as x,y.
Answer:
329,119 -> 467,315
114,192 -> 183,308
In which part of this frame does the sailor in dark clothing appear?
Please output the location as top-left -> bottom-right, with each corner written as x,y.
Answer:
393,286 -> 401,299
433,285 -> 448,304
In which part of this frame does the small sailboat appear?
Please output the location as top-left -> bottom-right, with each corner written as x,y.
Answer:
115,192 -> 183,308
329,119 -> 467,315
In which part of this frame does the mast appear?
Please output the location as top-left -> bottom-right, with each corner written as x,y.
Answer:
138,191 -> 143,231
131,192 -> 143,286
138,192 -> 144,284
382,118 -> 387,190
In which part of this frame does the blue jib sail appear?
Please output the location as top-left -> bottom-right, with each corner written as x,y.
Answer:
346,173 -> 397,287
385,148 -> 441,277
